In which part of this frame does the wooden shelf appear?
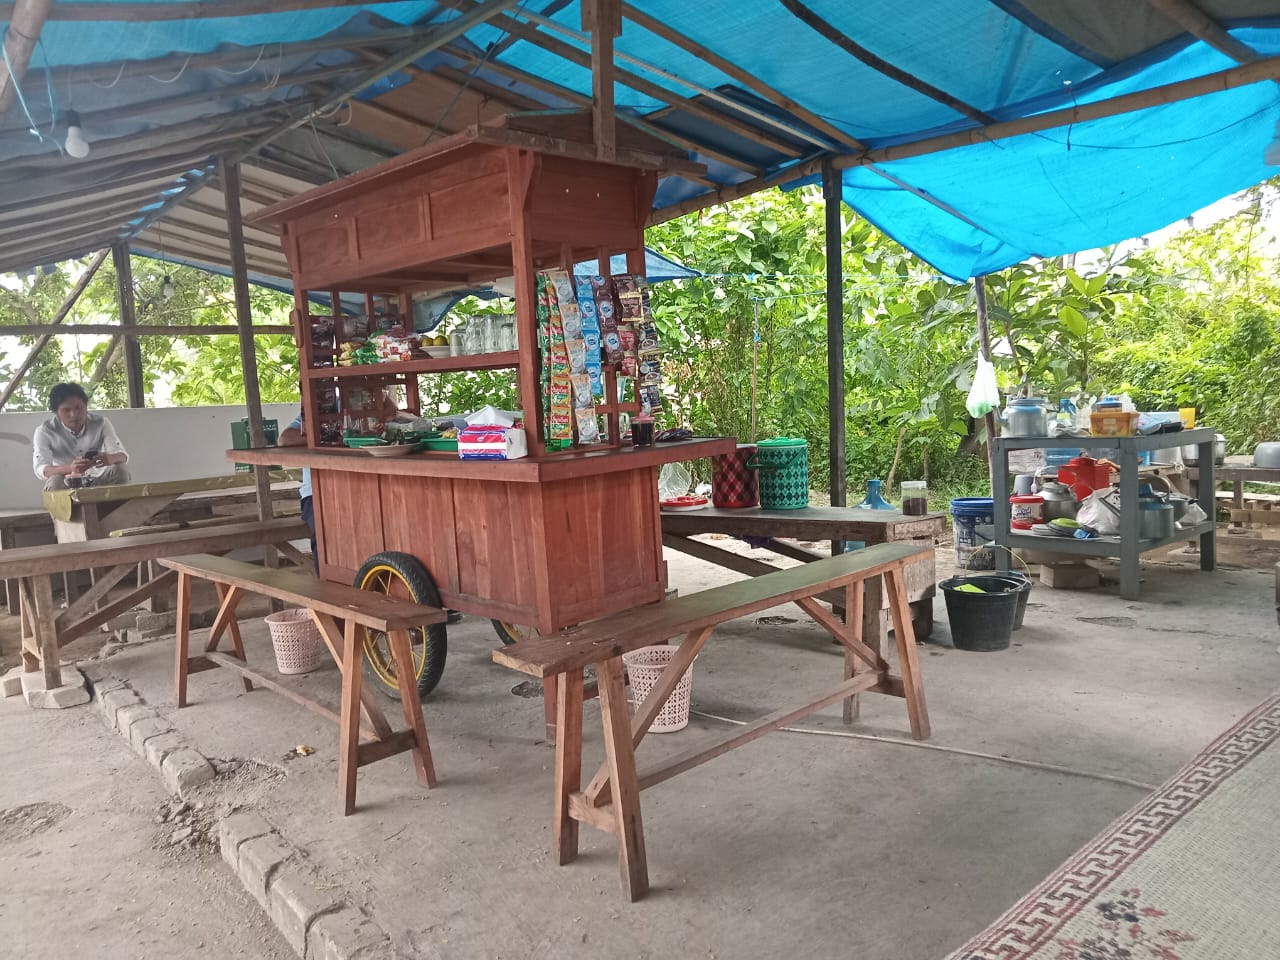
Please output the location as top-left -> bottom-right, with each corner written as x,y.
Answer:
307,351 -> 520,379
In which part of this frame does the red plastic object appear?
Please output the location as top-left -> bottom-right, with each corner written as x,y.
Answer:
1058,456 -> 1112,502
711,444 -> 759,508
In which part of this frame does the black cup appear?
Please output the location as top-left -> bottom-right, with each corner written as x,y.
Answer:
632,419 -> 655,447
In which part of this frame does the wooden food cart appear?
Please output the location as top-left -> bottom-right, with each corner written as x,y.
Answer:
242,114 -> 732,697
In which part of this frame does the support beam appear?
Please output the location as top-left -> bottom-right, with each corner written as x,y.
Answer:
111,243 -> 145,408
221,158 -> 276,532
1147,0 -> 1261,63
0,0 -> 51,115
86,336 -> 121,395
974,275 -> 997,479
0,248 -> 109,410
0,324 -> 294,336
583,0 -> 621,162
823,159 -> 847,541
0,0 -> 422,20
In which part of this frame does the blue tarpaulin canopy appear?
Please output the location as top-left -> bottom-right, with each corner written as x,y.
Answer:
4,1 -> 1280,281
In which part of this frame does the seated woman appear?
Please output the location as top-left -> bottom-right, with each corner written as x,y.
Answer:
32,382 -> 131,490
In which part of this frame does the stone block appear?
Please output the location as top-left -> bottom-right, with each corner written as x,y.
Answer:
1,665 -> 25,699
127,716 -> 174,756
97,687 -> 140,726
135,610 -> 178,634
143,731 -> 187,770
160,747 -> 215,798
114,703 -> 159,736
21,666 -> 90,709
218,810 -> 275,870
268,868 -> 342,955
238,834 -> 293,910
83,671 -> 125,694
1041,562 -> 1101,590
306,907 -> 392,960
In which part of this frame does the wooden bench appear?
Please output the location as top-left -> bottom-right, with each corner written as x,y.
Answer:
158,554 -> 446,815
0,517 -> 309,692
493,541 -> 931,901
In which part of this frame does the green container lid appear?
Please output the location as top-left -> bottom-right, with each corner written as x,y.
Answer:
756,437 -> 807,448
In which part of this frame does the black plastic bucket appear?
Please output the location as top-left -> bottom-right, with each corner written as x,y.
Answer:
940,575 -> 1020,651
983,571 -> 1032,629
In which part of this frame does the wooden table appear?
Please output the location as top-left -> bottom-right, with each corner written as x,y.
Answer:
660,505 -> 946,643
1186,455 -> 1280,508
0,508 -> 54,614
43,472 -> 301,542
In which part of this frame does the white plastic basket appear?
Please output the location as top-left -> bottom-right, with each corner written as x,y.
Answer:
264,608 -> 325,675
622,644 -> 695,733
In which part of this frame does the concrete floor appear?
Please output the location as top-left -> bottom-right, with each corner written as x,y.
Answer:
3,542 -> 1278,959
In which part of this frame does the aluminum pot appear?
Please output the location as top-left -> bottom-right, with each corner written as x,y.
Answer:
1000,397 -> 1049,438
1138,501 -> 1174,540
1253,442 -> 1280,468
1181,433 -> 1226,465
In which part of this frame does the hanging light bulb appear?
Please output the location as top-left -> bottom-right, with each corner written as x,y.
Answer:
1265,120 -> 1280,166
63,110 -> 90,159
162,274 -> 176,300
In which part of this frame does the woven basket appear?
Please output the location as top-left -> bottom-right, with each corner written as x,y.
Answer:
265,608 -> 325,675
622,645 -> 696,733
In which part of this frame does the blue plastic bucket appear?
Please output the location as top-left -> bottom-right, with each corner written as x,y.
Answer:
951,497 -> 995,570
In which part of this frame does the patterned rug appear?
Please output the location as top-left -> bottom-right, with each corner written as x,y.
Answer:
946,693 -> 1280,960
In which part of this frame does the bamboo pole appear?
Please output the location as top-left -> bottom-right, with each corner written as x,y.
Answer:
0,248 -> 109,410
0,0 -> 52,115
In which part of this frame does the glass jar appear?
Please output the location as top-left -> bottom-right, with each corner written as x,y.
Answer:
480,315 -> 498,354
463,318 -> 484,356
498,319 -> 516,352
901,480 -> 928,516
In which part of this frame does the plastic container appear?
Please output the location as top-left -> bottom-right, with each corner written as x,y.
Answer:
747,438 -> 810,509
622,645 -> 695,733
1044,447 -> 1081,469
983,571 -> 1033,629
1009,494 -> 1044,529
265,608 -> 325,675
940,576 -> 1019,651
711,444 -> 759,508
1090,410 -> 1140,437
950,497 -> 995,569
858,478 -> 893,510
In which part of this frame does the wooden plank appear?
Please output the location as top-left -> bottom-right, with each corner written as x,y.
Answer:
98,493 -> 180,536
554,669 -> 585,865
568,792 -> 617,835
635,673 -> 881,792
843,579 -> 862,723
661,532 -> 845,607
310,611 -> 394,739
794,596 -> 886,672
596,657 -> 648,901
493,542 -> 930,677
855,573 -> 885,721
112,243 -> 145,408
59,570 -> 177,645
159,554 -> 445,632
387,627 -> 436,788
885,568 -> 930,741
660,505 -> 948,544
175,571 -> 192,707
32,574 -> 60,687
55,562 -> 134,628
0,518 -> 309,578
211,584 -> 253,694
356,730 -> 418,768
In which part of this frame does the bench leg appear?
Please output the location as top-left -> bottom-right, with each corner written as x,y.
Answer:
542,674 -> 558,743
554,669 -> 584,865
31,575 -> 61,689
387,627 -> 436,790
597,656 -> 649,901
885,568 -> 930,741
17,578 -> 39,672
843,579 -> 864,724
210,584 -> 252,693
174,572 -> 192,707
338,618 -> 365,815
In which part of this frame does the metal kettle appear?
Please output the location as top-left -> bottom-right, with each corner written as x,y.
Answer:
999,396 -> 1049,438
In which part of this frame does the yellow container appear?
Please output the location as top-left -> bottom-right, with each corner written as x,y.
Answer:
1090,410 -> 1140,437
1179,407 -> 1197,428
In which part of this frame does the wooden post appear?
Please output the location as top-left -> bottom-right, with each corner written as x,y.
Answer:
0,0 -> 52,114
221,158 -> 277,534
583,0 -> 621,162
111,243 -> 145,407
823,158 -> 847,555
0,248 -> 109,410
974,275 -> 998,479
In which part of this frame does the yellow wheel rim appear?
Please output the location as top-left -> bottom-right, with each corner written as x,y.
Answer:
358,564 -> 429,690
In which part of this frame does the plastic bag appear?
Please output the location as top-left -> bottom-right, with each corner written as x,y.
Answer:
1077,488 -> 1122,536
1181,501 -> 1207,525
966,353 -> 1000,418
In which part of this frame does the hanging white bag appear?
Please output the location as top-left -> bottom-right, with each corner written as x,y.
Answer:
966,353 -> 1000,419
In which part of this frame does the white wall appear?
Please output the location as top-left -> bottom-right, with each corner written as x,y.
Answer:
0,403 -> 300,510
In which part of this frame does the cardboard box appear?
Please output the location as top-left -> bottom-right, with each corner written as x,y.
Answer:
1041,562 -> 1100,589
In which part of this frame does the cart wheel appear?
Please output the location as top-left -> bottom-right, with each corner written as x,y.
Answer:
355,552 -> 447,700
491,620 -> 536,646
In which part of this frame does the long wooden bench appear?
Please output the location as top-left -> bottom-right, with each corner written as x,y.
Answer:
158,554 -> 446,815
0,517 -> 309,692
493,540 -> 932,901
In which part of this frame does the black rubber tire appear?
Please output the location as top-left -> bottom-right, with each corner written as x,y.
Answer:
355,551 -> 447,700
491,620 -> 535,646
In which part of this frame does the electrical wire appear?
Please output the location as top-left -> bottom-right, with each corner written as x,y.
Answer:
1,27 -> 51,146
214,44 -> 269,77
149,54 -> 193,84
688,708 -> 1157,792
92,60 -> 129,89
